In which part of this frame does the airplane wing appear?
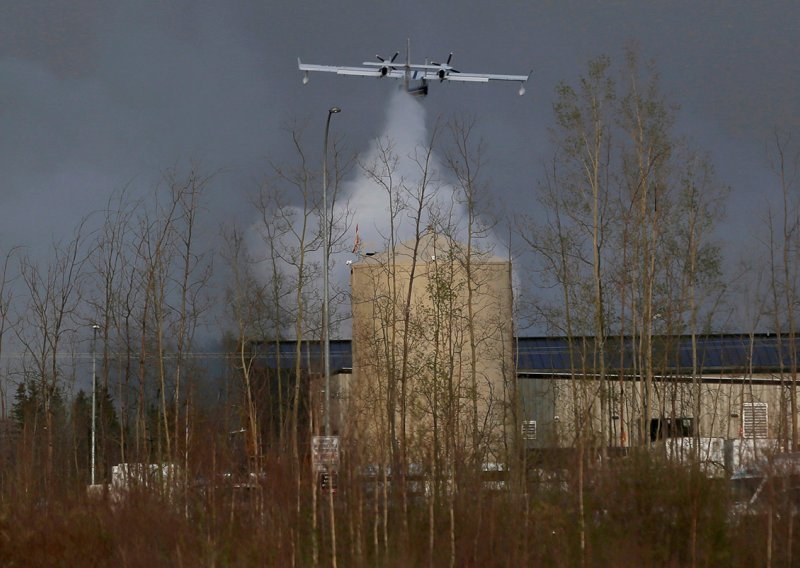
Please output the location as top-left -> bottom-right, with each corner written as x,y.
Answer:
298,59 -> 404,79
435,74 -> 490,83
414,68 -> 530,83
298,51 -> 531,95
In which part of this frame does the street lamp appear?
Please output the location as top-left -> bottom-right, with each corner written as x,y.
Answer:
91,323 -> 100,486
323,106 -> 341,437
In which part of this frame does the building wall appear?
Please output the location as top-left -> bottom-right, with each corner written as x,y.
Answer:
520,374 -> 799,449
309,370 -> 351,436
348,232 -> 514,464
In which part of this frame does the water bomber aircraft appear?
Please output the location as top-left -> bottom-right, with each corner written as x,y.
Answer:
298,40 -> 530,97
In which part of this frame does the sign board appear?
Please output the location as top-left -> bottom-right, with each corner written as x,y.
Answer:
311,435 -> 340,472
318,469 -> 338,494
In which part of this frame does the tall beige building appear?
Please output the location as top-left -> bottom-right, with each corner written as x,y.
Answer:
347,231 -> 515,466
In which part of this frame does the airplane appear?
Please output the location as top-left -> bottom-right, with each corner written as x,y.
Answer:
298,40 -> 530,97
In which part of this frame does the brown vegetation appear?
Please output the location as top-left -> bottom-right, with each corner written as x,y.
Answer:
0,445 -> 795,567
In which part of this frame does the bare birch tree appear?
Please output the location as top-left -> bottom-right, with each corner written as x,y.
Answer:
15,223 -> 87,495
765,131 -> 800,450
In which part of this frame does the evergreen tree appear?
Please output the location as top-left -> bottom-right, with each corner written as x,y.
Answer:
72,389 -> 91,480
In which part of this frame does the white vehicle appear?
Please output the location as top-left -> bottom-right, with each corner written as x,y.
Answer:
298,40 -> 530,97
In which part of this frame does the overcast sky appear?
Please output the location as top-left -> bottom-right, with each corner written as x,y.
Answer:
2,1 -> 798,275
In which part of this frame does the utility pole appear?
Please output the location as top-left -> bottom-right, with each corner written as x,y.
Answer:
322,106 -> 341,436
91,323 -> 100,486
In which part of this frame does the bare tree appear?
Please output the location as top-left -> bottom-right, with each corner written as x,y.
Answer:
220,224 -> 267,472
518,157 -> 590,562
353,122 -> 441,542
15,223 -> 88,495
443,115 -> 503,466
251,123 -> 351,562
552,55 -> 615,456
164,168 -> 214,498
84,188 -> 140,474
0,246 -> 21,421
765,131 -> 800,451
255,128 -> 321,471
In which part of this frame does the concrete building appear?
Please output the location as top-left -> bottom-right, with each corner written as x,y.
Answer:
347,231 -> 515,464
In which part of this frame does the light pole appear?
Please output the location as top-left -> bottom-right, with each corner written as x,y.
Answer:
91,323 -> 100,486
323,106 -> 341,437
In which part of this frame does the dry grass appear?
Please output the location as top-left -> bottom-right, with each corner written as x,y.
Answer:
0,448 -> 797,567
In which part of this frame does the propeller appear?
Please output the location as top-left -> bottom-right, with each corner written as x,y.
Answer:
376,52 -> 399,64
374,52 -> 400,77
431,53 -> 459,79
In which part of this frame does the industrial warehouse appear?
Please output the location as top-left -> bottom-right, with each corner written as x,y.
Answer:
257,336 -> 800,465
251,232 -> 800,476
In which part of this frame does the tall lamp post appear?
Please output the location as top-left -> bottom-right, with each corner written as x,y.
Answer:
322,106 -> 341,437
91,323 -> 100,486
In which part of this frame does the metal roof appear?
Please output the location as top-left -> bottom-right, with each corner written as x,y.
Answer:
253,339 -> 352,374
252,334 -> 800,375
515,334 -> 800,374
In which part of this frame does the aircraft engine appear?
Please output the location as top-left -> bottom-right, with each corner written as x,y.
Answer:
437,69 -> 447,80
380,66 -> 389,76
